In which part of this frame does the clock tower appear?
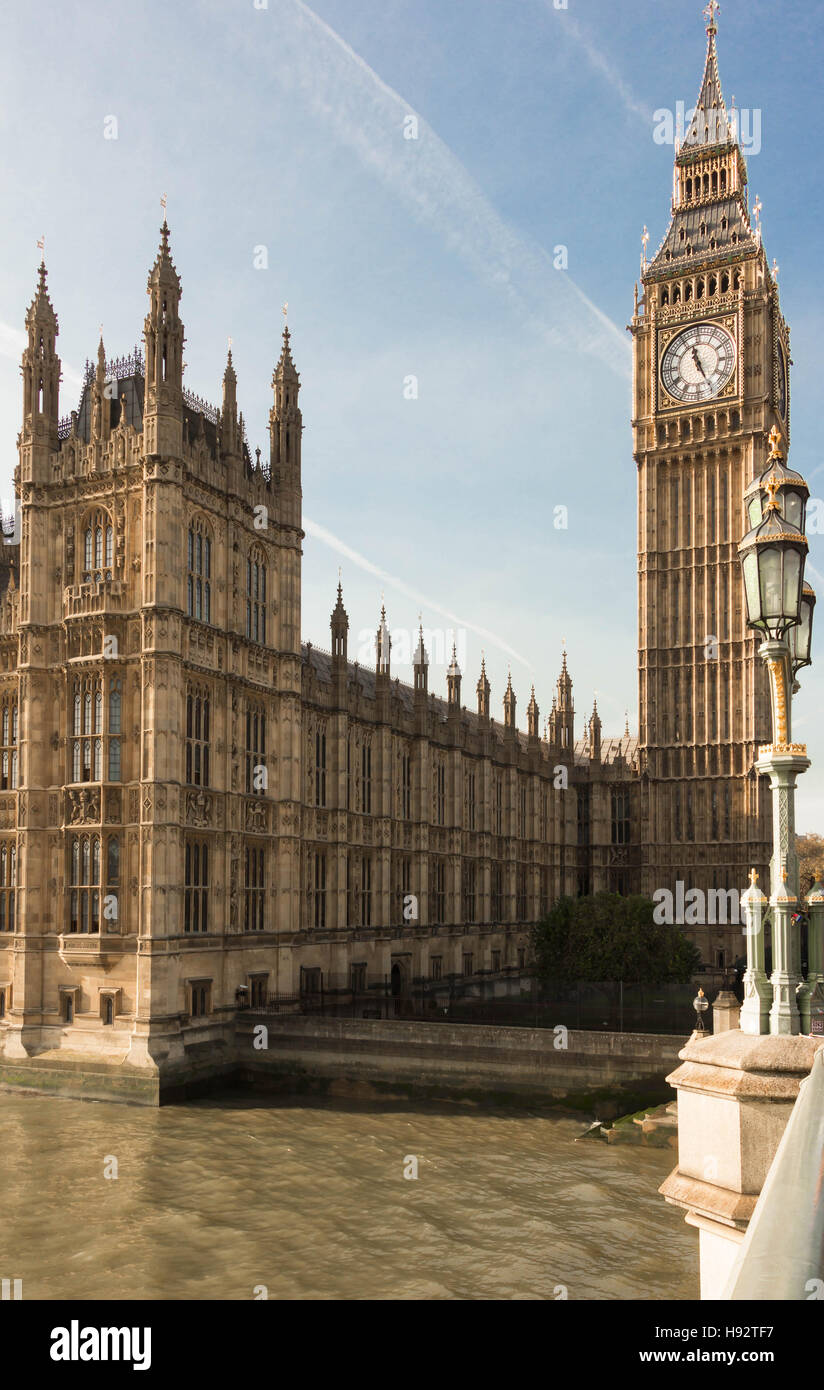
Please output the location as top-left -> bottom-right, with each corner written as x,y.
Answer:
632,6 -> 787,963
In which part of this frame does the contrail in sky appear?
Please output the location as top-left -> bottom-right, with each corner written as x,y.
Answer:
252,0 -> 632,381
304,515 -> 533,671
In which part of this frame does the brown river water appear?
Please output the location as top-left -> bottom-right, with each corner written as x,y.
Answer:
0,1091 -> 698,1301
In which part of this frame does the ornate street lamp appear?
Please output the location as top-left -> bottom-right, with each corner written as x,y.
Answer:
737,426 -> 815,1036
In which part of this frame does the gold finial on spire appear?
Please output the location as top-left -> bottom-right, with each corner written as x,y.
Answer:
703,0 -> 720,35
764,475 -> 781,511
767,424 -> 783,461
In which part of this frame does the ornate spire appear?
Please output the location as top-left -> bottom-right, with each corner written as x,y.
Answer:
681,4 -> 735,152
527,684 -> 540,739
503,670 -> 516,730
331,574 -> 349,666
22,256 -> 61,440
589,696 -> 602,762
476,652 -> 490,719
447,642 -> 461,708
220,346 -> 240,458
376,603 -> 391,676
270,322 -> 301,502
413,621 -> 428,698
144,219 -> 184,404
27,258 -> 58,332
148,219 -> 181,291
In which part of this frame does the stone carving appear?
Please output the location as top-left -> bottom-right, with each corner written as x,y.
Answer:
187,789 -> 212,827
68,788 -> 100,824
245,799 -> 267,833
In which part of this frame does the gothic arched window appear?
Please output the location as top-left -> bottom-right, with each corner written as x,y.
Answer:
82,509 -> 114,583
186,686 -> 211,787
246,548 -> 267,645
0,840 -> 16,932
69,833 -> 101,933
71,676 -> 121,784
1,697 -> 18,790
187,518 -> 212,623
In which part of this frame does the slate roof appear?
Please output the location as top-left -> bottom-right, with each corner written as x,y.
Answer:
648,195 -> 756,277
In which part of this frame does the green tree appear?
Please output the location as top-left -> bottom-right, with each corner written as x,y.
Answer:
530,892 -> 700,988
797,834 -> 824,897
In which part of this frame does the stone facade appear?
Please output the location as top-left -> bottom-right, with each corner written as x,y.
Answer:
0,227 -> 640,1084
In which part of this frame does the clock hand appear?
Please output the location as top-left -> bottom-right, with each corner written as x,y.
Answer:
691,346 -> 707,378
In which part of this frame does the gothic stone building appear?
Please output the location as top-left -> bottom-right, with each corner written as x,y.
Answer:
0,226 -> 639,1089
0,17 -> 786,1093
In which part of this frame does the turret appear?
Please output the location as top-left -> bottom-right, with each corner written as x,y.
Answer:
413,623 -> 428,696
375,603 -> 391,721
376,604 -> 391,677
476,654 -> 490,720
90,336 -> 111,453
220,348 -> 241,460
330,579 -> 349,706
503,671 -> 516,732
555,650 -> 574,752
143,220 -> 184,456
447,643 -> 461,710
20,259 -> 61,473
270,324 -> 302,528
589,697 -> 602,763
527,685 -> 540,741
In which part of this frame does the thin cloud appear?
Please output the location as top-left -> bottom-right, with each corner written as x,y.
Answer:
304,514 -> 533,671
556,10 -> 655,125
257,0 -> 630,380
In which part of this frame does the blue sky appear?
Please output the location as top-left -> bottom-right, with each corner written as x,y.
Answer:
1,0 -> 823,829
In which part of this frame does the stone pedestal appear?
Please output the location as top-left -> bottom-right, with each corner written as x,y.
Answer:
659,1028 -> 823,1299
712,991 -> 741,1034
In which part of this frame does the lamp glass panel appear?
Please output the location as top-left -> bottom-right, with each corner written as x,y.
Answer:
796,601 -> 813,664
742,551 -> 762,624
782,549 -> 802,618
748,495 -> 763,528
759,547 -> 783,618
784,492 -> 803,530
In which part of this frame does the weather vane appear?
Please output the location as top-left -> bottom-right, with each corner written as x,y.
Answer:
282,302 -> 288,324
772,257 -> 780,282
37,234 -> 45,259
641,225 -> 649,274
160,192 -> 167,217
752,195 -> 762,240
703,0 -> 720,33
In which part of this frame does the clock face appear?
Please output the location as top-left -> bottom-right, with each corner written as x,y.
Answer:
660,322 -> 736,403
776,343 -> 787,419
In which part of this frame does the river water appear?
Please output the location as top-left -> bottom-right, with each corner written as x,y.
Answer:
0,1091 -> 697,1301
